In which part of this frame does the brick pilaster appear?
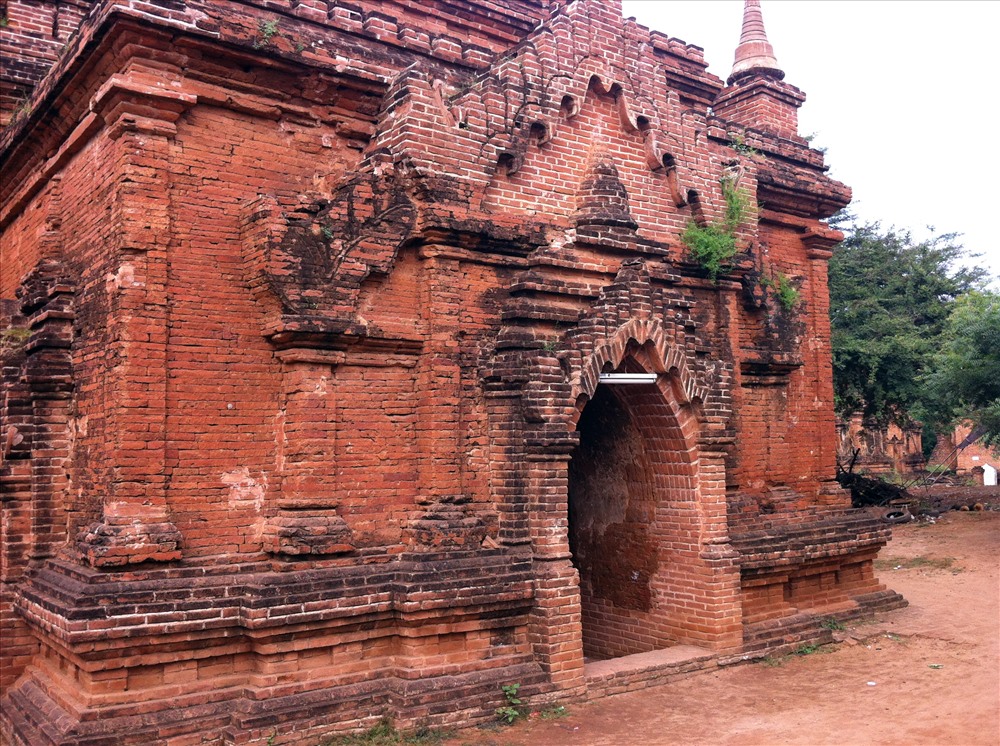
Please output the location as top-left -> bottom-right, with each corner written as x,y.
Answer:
75,63 -> 194,567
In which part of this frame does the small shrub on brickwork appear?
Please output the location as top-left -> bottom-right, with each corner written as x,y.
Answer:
761,272 -> 800,311
253,19 -> 280,49
9,99 -> 32,123
319,717 -> 450,745
682,176 -> 752,281
775,275 -> 799,310
729,133 -> 758,158
820,617 -> 845,632
682,222 -> 735,281
720,176 -> 752,232
495,682 -> 525,724
1,327 -> 31,350
803,132 -> 829,155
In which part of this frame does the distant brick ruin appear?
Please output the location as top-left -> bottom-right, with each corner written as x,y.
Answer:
837,414 -> 925,476
1,0 -> 905,742
930,423 -> 1000,486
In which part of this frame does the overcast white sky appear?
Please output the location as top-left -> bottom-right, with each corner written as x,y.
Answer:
621,0 -> 1000,287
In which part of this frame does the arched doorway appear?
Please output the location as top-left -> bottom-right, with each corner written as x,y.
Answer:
568,359 -> 700,660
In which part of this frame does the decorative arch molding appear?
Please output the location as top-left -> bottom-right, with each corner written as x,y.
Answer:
571,316 -> 710,407
499,256 -> 734,460
571,319 -> 709,468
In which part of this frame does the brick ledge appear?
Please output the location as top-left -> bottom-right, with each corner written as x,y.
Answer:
585,644 -> 717,700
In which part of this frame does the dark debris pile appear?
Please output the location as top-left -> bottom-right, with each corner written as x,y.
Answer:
836,469 -> 910,508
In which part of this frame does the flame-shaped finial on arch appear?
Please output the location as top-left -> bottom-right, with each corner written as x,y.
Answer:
728,0 -> 784,85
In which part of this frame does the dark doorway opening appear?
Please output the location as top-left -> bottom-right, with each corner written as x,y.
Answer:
567,350 -> 703,660
569,383 -> 660,659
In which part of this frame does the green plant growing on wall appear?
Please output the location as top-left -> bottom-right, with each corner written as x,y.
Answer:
253,19 -> 280,49
1,327 -> 31,350
494,683 -> 525,725
682,222 -> 733,280
803,131 -> 828,155
774,273 -> 800,310
9,98 -> 32,124
682,176 -> 752,281
761,272 -> 800,311
729,132 -> 758,158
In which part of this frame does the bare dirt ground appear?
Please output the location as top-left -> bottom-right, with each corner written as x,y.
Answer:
448,511 -> 1000,746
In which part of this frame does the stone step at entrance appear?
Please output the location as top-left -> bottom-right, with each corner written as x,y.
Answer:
584,645 -> 717,700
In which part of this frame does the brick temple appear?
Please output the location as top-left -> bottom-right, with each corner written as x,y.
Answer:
0,0 -> 904,742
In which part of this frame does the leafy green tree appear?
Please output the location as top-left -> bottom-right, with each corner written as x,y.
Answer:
828,218 -> 985,428
922,290 -> 1000,446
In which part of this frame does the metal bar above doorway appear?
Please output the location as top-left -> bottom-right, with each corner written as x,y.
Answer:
598,373 -> 658,384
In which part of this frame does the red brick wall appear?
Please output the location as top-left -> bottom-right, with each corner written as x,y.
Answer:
163,103 -> 346,557
0,126 -> 120,690
725,211 -> 853,530
0,0 -> 94,126
0,0 -> 553,127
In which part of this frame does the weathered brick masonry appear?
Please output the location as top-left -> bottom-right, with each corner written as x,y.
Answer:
0,0 -> 904,742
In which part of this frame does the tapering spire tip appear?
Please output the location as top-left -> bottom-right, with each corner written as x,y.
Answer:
729,0 -> 783,85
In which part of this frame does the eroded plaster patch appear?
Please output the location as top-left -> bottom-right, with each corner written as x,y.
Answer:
221,467 -> 267,513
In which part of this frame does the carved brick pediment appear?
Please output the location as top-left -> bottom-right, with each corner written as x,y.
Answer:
240,0 -> 782,351
370,0 -> 725,219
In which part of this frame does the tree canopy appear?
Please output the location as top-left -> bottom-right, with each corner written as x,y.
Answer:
828,218 -> 986,429
922,290 -> 1000,446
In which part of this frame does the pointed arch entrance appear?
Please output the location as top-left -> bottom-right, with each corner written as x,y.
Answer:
568,349 -> 701,660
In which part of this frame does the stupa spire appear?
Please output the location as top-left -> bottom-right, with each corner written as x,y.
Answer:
728,0 -> 784,85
